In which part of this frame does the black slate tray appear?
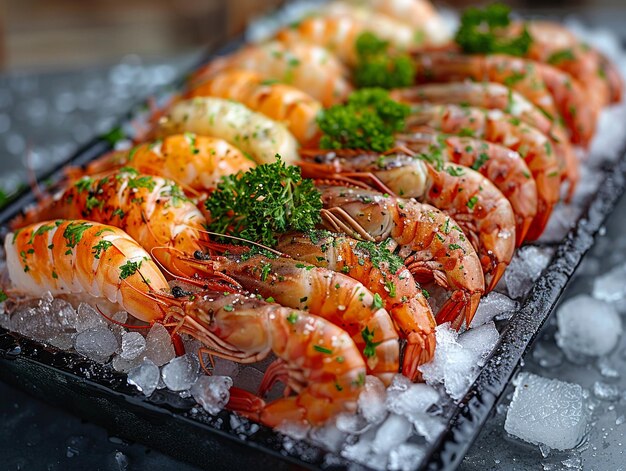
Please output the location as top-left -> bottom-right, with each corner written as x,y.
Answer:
1,27 -> 625,471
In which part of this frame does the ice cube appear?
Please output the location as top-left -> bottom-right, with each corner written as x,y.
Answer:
419,323 -> 498,400
51,299 -> 78,329
504,373 -> 588,450
48,333 -> 75,350
127,359 -> 160,396
470,292 -> 517,327
143,323 -> 175,367
276,420 -> 310,440
341,427 -> 386,471
75,303 -> 107,333
358,375 -> 387,425
74,327 -> 118,363
309,419 -> 347,453
556,294 -> 622,357
335,411 -> 370,435
111,353 -> 144,373
592,381 -> 619,401
385,375 -> 439,417
592,262 -> 626,303
120,331 -> 146,360
458,322 -> 499,366
503,246 -> 553,299
371,414 -> 412,455
388,443 -> 425,471
190,375 -> 233,415
161,354 -> 199,391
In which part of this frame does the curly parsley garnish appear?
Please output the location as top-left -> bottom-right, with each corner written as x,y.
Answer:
354,32 -> 415,89
318,88 -> 409,152
361,327 -> 382,358
455,3 -> 532,56
204,157 -> 322,247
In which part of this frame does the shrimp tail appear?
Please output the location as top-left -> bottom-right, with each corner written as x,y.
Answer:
436,290 -> 482,330
488,262 -> 508,292
402,331 -> 436,382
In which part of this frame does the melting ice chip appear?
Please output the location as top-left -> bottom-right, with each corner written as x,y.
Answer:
120,331 -> 146,360
470,292 -> 517,327
190,376 -> 233,415
74,327 -> 118,363
161,354 -> 200,391
144,323 -> 175,367
592,262 -> 626,303
128,359 -> 160,396
419,322 -> 499,400
504,373 -> 588,451
556,294 -> 622,357
502,246 -> 553,299
358,375 -> 387,425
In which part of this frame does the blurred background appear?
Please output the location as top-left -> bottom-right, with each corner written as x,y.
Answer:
1,0 -> 625,72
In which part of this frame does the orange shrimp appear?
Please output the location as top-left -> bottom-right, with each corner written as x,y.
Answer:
146,288 -> 366,427
511,20 -> 623,105
163,250 -> 400,385
4,220 -> 169,323
11,169 -> 207,277
300,152 -> 515,291
186,70 -> 322,146
274,230 -> 436,381
395,131 -> 538,245
190,41 -> 352,107
154,97 -> 300,165
391,83 -> 578,200
66,134 -> 255,194
317,184 -> 485,330
325,0 -> 451,47
411,52 -> 598,146
405,104 -> 561,239
345,0 -> 451,45
275,10 -> 415,65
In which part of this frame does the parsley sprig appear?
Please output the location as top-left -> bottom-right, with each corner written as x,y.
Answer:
455,3 -> 532,56
318,88 -> 409,152
204,157 -> 322,247
353,32 -> 415,89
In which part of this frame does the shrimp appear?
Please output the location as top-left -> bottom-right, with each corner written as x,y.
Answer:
411,52 -> 599,146
153,97 -> 299,166
186,70 -> 322,146
510,20 -> 623,105
395,131 -> 538,245
391,82 -> 579,199
11,169 -> 207,277
274,230 -> 436,381
4,220 -> 169,323
190,41 -> 352,107
317,184 -> 485,330
328,0 -> 451,46
146,288 -> 366,427
164,250 -> 400,384
66,134 -> 255,194
299,153 -> 516,291
275,10 -> 415,65
405,103 -> 561,239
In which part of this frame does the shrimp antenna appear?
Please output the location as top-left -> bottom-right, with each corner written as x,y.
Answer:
195,229 -> 284,257
149,246 -> 242,292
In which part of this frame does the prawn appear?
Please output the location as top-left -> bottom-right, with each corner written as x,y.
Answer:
317,183 -> 485,330
145,287 -> 366,427
66,134 -> 255,194
300,152 -> 515,291
186,70 -> 322,146
153,97 -> 299,166
327,0 -> 451,46
404,103 -> 561,239
411,52 -> 599,146
274,230 -> 436,381
11,169 -> 207,277
4,220 -> 170,323
275,9 -> 415,65
395,131 -> 538,245
162,249 -> 400,385
391,83 -> 578,200
190,41 -> 352,107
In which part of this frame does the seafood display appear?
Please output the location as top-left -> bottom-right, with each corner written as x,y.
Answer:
0,1 -> 624,467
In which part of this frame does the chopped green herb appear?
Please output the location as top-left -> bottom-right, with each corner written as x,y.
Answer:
466,196 -> 478,210
314,345 -> 333,354
286,312 -> 298,324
